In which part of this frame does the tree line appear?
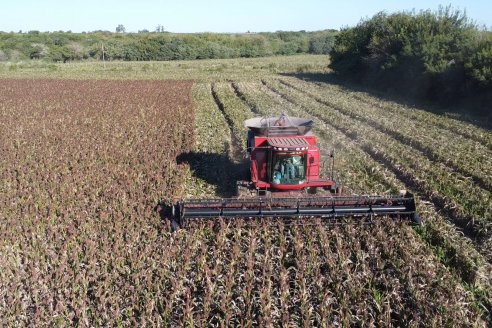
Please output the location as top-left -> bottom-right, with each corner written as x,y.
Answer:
0,30 -> 337,62
329,6 -> 492,115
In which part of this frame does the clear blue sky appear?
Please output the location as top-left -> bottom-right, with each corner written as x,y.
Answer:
1,0 -> 490,33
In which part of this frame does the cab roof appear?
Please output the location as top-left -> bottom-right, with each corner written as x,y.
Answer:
267,137 -> 309,149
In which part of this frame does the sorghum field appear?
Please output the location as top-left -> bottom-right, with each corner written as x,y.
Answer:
1,56 -> 491,326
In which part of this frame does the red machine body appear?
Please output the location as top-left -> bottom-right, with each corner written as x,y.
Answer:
248,134 -> 334,191
243,114 -> 335,195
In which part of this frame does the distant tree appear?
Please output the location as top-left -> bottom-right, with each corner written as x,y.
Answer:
0,29 -> 340,64
48,45 -> 73,62
116,24 -> 126,33
28,44 -> 44,59
0,50 -> 7,61
52,36 -> 68,46
309,32 -> 336,54
329,6 -> 491,113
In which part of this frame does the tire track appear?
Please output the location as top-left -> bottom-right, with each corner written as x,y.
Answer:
260,79 -> 487,246
276,79 -> 492,193
230,82 -> 261,115
210,83 -> 244,161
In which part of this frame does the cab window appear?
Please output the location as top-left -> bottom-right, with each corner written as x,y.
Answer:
271,153 -> 306,185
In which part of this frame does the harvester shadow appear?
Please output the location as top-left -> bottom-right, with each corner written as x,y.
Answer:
280,72 -> 491,130
176,151 -> 249,198
156,148 -> 248,229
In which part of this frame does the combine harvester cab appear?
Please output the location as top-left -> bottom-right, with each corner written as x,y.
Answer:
172,114 -> 421,229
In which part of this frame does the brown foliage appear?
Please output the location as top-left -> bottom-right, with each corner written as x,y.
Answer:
0,80 -> 194,326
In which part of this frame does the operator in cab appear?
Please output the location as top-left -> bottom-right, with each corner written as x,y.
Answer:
272,155 -> 305,185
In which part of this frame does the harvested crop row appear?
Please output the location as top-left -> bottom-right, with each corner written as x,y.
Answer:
233,81 -> 492,290
193,83 -> 231,154
279,77 -> 492,192
211,82 -> 254,154
0,79 -> 195,326
180,82 -> 258,199
309,79 -> 492,150
180,83 -> 233,198
262,79 -> 492,244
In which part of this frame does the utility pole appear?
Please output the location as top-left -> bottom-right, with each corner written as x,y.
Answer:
101,42 -> 106,68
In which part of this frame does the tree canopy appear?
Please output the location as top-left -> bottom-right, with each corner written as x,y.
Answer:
329,6 -> 492,113
0,30 -> 337,62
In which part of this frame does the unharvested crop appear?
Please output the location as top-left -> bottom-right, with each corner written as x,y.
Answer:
0,80 -> 194,325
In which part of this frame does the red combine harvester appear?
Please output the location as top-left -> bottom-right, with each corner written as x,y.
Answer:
172,114 -> 420,229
